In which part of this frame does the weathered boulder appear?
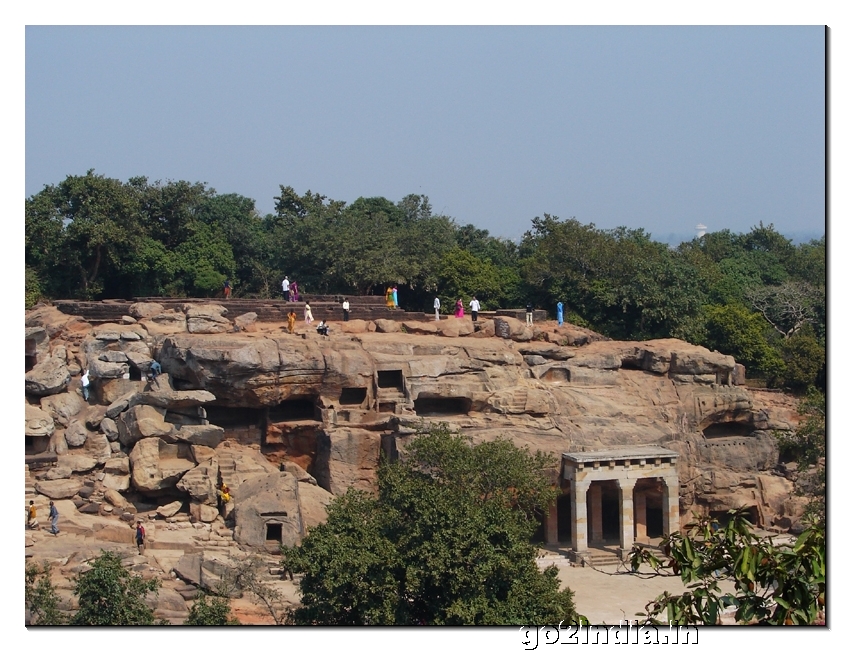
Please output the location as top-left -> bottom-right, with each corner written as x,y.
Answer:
129,437 -> 195,493
99,350 -> 129,363
157,500 -> 184,518
82,431 -> 112,463
233,312 -> 258,332
64,420 -> 89,447
40,392 -> 85,427
100,417 -> 120,441
35,478 -> 83,499
233,472 -> 303,548
49,429 -> 68,455
129,302 -> 165,319
167,424 -> 225,448
57,454 -> 98,474
118,404 -> 173,446
89,358 -> 130,379
129,386 -> 217,411
102,457 -> 131,491
402,321 -> 439,335
176,459 -> 220,504
185,304 -> 231,334
26,404 -> 55,437
84,404 -> 108,430
374,318 -> 402,333
493,316 -> 532,342
25,356 -> 71,396
337,319 -> 373,334
437,318 -> 475,338
189,502 -> 219,523
140,310 -> 187,336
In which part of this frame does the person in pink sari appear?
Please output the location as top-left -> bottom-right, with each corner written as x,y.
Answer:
454,299 -> 464,318
291,281 -> 300,302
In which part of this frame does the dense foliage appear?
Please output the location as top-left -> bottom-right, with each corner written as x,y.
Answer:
185,592 -> 239,626
630,511 -> 825,625
25,561 -> 66,625
26,172 -> 824,390
282,425 -> 582,625
71,550 -> 160,625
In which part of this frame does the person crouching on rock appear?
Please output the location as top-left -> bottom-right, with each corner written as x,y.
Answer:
316,320 -> 329,337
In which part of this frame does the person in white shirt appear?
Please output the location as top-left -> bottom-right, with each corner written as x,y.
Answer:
282,276 -> 290,301
469,296 -> 480,322
433,297 -> 441,321
80,369 -> 90,401
342,298 -> 350,322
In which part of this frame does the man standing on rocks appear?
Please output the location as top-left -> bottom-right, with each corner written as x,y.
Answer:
526,302 -> 534,326
433,296 -> 441,321
342,297 -> 350,322
48,501 -> 59,535
469,296 -> 480,323
282,276 -> 290,302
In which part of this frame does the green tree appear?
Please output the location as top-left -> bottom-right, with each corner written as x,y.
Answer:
71,550 -> 160,625
773,389 -> 825,522
284,425 -> 581,625
25,561 -> 66,625
700,303 -> 784,379
630,511 -> 824,625
185,591 -> 240,626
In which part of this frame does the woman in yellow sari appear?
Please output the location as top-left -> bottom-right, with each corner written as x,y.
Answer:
386,286 -> 395,309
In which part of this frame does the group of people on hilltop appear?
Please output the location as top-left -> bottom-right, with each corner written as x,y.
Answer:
433,296 -> 480,322
281,276 -> 301,302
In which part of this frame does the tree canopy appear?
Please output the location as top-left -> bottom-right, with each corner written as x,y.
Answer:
26,172 -> 825,393
283,425 -> 582,625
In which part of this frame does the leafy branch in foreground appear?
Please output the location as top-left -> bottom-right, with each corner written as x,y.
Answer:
25,561 -> 66,625
629,510 -> 824,625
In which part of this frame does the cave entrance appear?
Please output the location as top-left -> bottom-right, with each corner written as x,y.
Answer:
269,399 -> 320,422
25,339 -> 37,372
339,387 -> 367,406
413,397 -> 471,417
205,406 -> 263,428
702,422 -> 754,438
265,522 -> 283,542
377,370 -> 405,391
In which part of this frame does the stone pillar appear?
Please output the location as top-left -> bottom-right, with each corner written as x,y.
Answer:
589,482 -> 603,543
617,477 -> 636,553
544,501 -> 558,545
570,479 -> 590,553
634,490 -> 647,542
662,475 -> 680,537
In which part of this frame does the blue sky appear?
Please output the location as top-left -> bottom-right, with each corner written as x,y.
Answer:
25,25 -> 824,242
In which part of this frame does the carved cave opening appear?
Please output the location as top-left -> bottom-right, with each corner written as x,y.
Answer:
268,399 -> 320,422
339,387 -> 367,406
377,370 -> 405,391
413,397 -> 471,417
25,436 -> 50,456
541,367 -> 569,383
25,339 -> 37,372
620,357 -> 643,371
265,522 -> 283,542
205,406 -> 263,428
702,422 -> 754,439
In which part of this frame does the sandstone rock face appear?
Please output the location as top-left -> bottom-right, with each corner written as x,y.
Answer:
26,356 -> 71,396
315,427 -> 383,495
25,303 -> 811,538
157,500 -> 184,518
26,404 -> 55,437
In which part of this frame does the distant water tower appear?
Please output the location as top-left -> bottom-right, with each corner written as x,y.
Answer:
696,223 -> 707,239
